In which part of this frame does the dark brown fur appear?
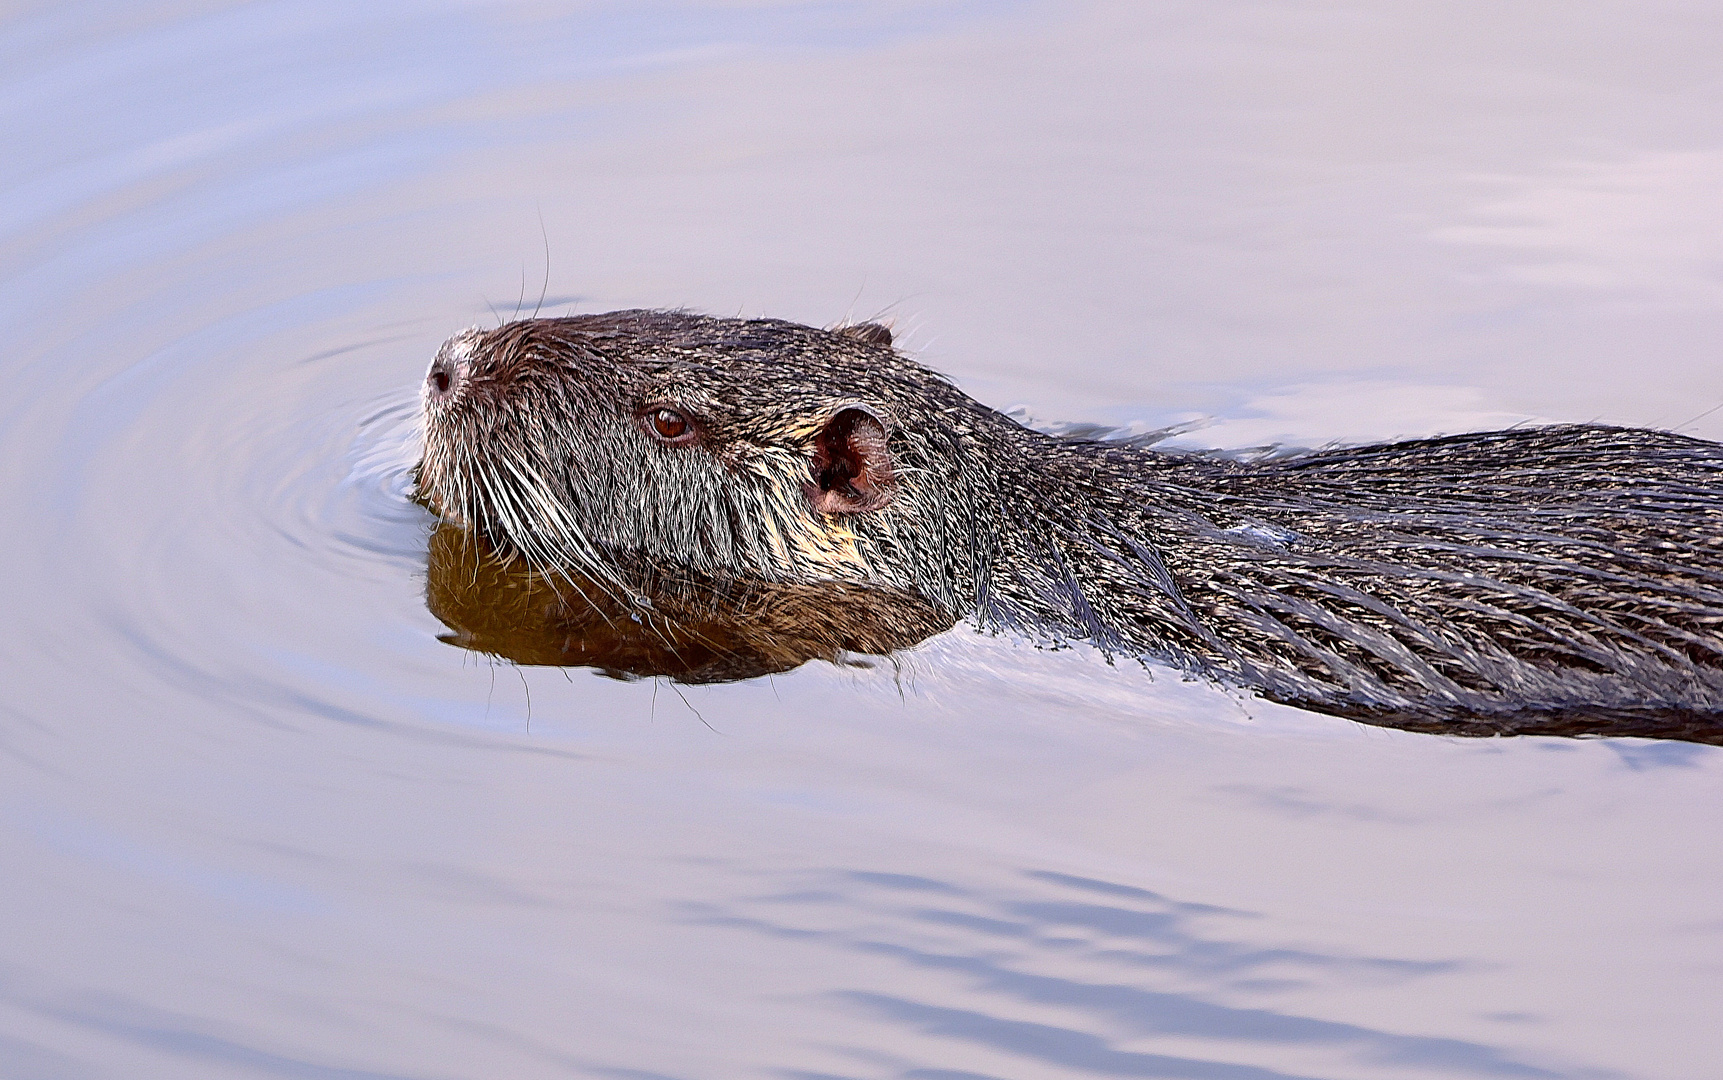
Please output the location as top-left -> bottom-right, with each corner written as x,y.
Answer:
418,311 -> 1723,745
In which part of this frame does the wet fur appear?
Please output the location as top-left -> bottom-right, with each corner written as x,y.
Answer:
419,310 -> 1723,741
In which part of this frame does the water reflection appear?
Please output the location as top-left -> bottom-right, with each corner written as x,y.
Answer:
689,867 -> 1583,1079
424,521 -> 950,682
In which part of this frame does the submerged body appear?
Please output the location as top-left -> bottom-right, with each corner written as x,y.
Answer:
417,310 -> 1723,742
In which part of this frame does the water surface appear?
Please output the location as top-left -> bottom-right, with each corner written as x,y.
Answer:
3,3 -> 1721,1078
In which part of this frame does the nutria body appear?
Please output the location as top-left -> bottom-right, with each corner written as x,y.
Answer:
418,310 -> 1723,743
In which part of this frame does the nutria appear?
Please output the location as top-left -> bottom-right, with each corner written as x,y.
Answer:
417,310 -> 1723,744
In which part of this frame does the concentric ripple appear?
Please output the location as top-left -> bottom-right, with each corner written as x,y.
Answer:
3,4 -> 1721,1080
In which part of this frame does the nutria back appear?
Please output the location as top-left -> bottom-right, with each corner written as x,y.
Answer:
417,310 -> 1723,744
1040,426 -> 1723,741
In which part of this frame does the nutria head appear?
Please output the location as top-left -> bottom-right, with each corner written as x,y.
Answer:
417,310 -> 1008,618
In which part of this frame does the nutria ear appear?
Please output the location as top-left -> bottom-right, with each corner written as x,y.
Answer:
838,322 -> 892,347
808,407 -> 894,515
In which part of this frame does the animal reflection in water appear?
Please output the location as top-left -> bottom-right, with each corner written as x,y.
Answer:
425,522 -> 949,684
418,310 -> 1723,747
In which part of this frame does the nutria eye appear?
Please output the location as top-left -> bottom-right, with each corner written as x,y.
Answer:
644,406 -> 695,444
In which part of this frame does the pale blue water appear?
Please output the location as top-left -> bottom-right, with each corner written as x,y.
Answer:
3,3 -> 1721,1078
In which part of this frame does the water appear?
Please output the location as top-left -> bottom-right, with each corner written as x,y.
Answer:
3,3 -> 1721,1078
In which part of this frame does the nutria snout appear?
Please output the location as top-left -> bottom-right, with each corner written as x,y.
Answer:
417,309 -> 1723,744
